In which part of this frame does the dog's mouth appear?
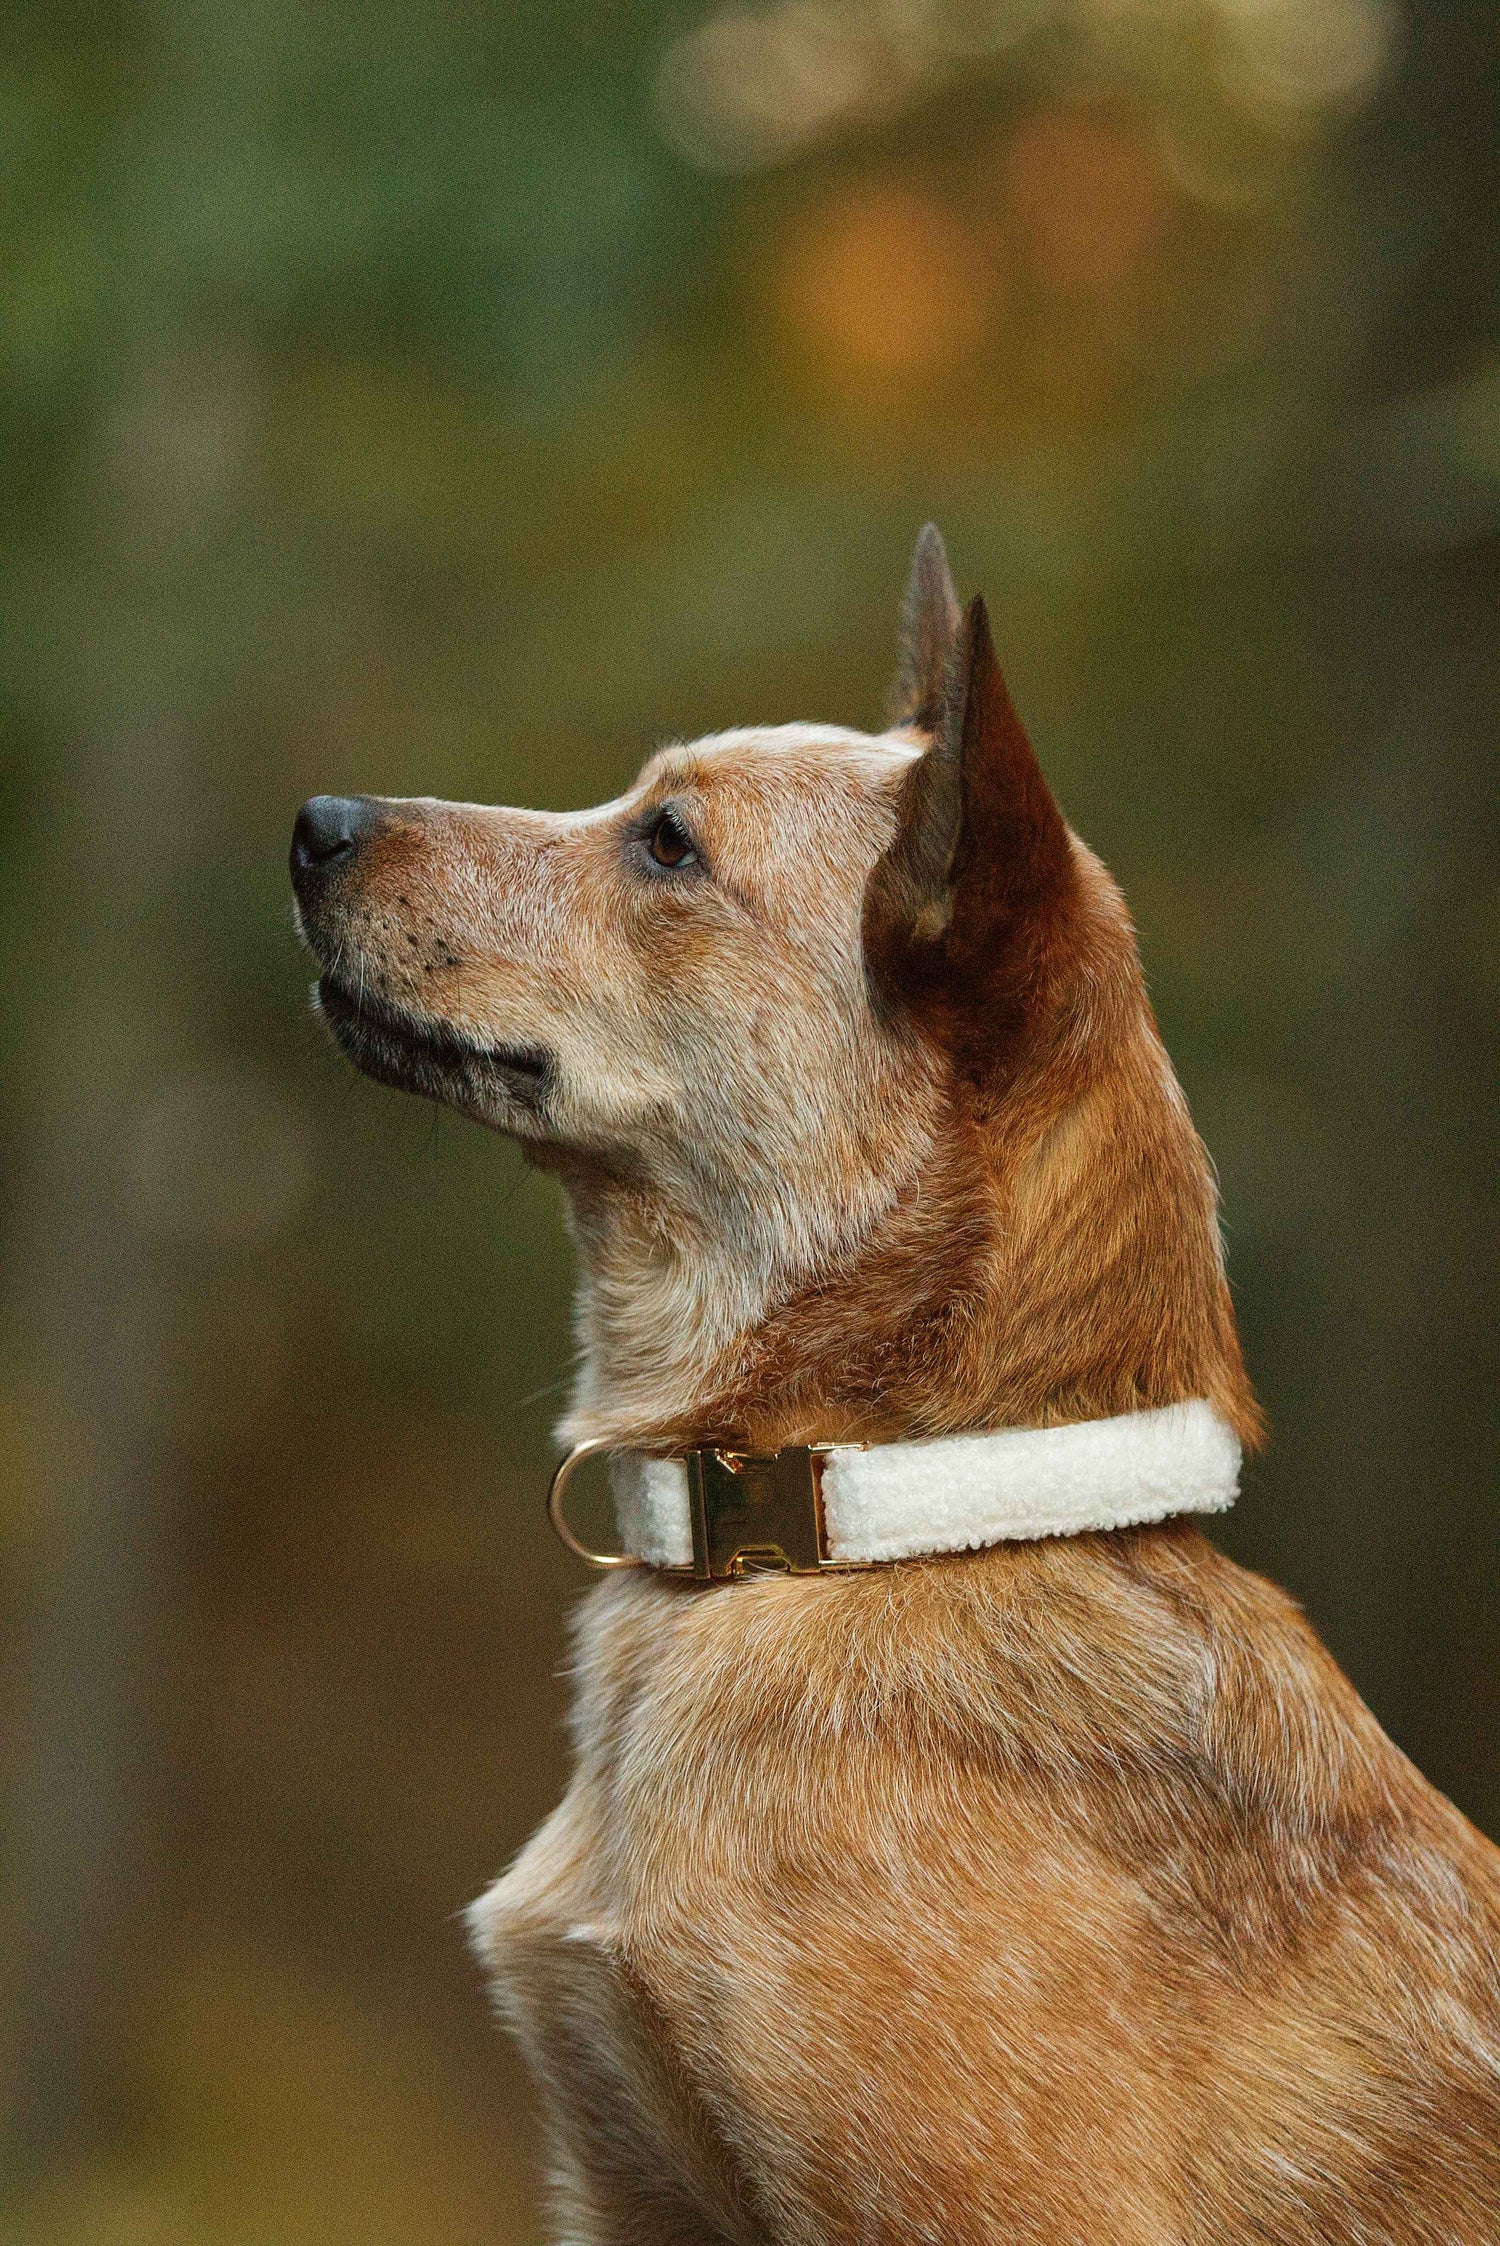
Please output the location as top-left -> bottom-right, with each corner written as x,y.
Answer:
316,975 -> 553,1118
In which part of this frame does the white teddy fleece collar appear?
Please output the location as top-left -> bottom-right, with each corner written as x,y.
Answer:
595,1401 -> 1240,1579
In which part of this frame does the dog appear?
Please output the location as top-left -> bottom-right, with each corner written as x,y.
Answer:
291,528 -> 1500,2244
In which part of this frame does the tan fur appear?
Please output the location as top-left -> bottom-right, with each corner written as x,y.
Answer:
293,534 -> 1500,2243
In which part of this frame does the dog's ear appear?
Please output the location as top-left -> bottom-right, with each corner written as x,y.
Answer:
866,593 -> 1079,1068
887,523 -> 962,732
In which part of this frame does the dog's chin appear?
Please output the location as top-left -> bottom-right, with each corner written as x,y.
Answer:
315,976 -> 553,1128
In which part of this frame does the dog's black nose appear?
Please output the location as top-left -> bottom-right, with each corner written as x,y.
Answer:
291,795 -> 376,880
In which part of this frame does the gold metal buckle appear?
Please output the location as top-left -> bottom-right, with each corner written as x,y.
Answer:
547,1440 -> 860,1583
685,1445 -> 831,1579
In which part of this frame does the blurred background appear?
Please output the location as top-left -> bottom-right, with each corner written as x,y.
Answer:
1,0 -> 1496,2238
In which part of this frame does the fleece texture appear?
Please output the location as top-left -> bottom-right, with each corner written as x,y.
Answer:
610,1400 -> 1241,1571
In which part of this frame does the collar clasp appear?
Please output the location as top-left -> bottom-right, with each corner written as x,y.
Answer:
686,1445 -> 833,1581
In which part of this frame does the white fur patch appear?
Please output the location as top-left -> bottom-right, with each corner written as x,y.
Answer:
611,1401 -> 1240,1570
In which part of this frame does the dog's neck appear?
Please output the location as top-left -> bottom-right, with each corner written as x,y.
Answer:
555,1090 -> 939,1451
554,995 -> 1262,1460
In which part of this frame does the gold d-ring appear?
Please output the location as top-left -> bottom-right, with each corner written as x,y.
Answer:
546,1440 -> 643,1570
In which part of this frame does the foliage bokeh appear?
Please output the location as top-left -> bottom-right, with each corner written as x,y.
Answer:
3,2 -> 1496,2237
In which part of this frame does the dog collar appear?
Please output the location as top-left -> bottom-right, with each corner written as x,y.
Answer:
547,1400 -> 1241,1583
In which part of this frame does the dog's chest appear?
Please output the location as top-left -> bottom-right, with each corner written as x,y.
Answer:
464,1544 -> 1500,2246
466,1565 -> 1207,2245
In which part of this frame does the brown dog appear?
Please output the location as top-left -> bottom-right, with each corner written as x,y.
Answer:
291,529 -> 1500,2244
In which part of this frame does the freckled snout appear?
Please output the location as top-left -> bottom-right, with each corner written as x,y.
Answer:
289,790 -> 560,1128
289,793 -> 381,897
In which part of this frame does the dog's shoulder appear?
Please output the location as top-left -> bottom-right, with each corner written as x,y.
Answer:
476,1537 -> 1500,2243
559,1531 -> 1500,1963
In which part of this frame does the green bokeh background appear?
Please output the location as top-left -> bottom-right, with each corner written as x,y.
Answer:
3,3 -> 1496,2237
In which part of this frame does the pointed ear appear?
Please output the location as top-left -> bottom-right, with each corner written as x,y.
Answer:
887,523 -> 962,731
866,594 -> 1080,1067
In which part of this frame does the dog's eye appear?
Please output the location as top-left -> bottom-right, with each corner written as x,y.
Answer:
646,811 -> 697,870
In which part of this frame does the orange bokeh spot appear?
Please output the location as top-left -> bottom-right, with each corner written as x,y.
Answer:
773,182 -> 986,383
1002,109 -> 1171,300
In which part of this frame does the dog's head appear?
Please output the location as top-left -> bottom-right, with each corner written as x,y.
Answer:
292,529 -> 1259,1447
290,530 -> 1081,1169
